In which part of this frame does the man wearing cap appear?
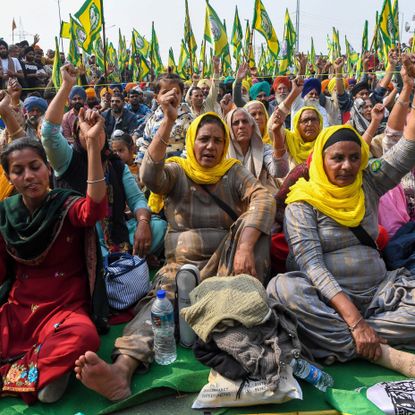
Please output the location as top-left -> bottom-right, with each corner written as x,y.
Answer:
0,40 -> 24,88
22,95 -> 48,140
62,86 -> 87,144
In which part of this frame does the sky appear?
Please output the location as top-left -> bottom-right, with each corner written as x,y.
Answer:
1,0 -> 415,62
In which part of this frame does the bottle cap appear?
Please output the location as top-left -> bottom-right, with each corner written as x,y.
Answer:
156,289 -> 166,299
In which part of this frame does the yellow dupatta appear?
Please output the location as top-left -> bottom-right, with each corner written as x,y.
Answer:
285,106 -> 323,164
148,112 -> 240,213
0,166 -> 14,201
285,125 -> 369,227
244,100 -> 271,145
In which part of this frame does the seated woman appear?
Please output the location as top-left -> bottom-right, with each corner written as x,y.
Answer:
268,85 -> 415,365
244,100 -> 271,144
226,107 -> 280,194
73,89 -> 275,401
0,67 -> 107,404
41,66 -> 166,259
268,79 -> 323,178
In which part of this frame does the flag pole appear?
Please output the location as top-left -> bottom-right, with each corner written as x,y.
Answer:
57,0 -> 65,53
100,0 -> 108,88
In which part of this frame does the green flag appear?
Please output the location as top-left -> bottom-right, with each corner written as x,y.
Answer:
60,21 -> 71,39
355,20 -> 369,79
132,29 -> 150,58
231,5 -> 243,63
51,37 -> 62,89
392,0 -> 399,42
204,0 -> 229,58
168,47 -> 178,73
93,36 -> 105,71
184,0 -> 197,66
379,0 -> 396,54
345,36 -> 359,77
244,19 -> 255,67
252,0 -> 280,58
279,8 -> 297,74
332,27 -> 341,59
118,29 -> 128,71
67,15 -> 82,67
177,39 -> 190,78
150,22 -> 164,74
74,0 -> 102,53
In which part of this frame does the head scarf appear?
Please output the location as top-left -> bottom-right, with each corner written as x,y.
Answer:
327,78 -> 349,95
197,79 -> 212,89
349,98 -> 384,137
69,86 -> 87,101
148,112 -> 240,213
23,96 -> 48,114
241,80 -> 251,93
249,81 -> 271,100
301,78 -> 321,98
244,100 -> 271,144
285,106 -> 323,164
226,108 -> 264,179
286,125 -> 369,227
272,76 -> 290,93
321,79 -> 330,93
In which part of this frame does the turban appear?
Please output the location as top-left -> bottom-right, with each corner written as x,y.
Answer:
69,86 -> 86,101
321,79 -> 330,93
327,78 -> 349,95
301,78 -> 321,98
85,87 -> 97,99
272,76 -> 290,92
197,79 -> 212,89
249,81 -> 271,100
241,80 -> 251,93
23,96 -> 48,113
223,76 -> 235,85
100,87 -> 114,98
350,81 -> 370,97
124,82 -> 138,93
0,40 -> 8,49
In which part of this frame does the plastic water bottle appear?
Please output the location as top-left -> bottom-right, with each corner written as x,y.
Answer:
290,358 -> 334,392
151,290 -> 177,365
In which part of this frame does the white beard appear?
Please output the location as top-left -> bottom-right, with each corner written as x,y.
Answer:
304,98 -> 319,108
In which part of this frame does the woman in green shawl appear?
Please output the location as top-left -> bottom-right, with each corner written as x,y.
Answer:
0,65 -> 108,404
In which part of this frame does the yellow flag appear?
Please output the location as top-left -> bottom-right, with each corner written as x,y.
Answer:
60,21 -> 71,39
252,0 -> 279,58
75,0 -> 102,53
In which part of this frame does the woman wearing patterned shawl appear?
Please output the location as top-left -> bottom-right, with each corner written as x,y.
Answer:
73,97 -> 275,401
268,100 -> 415,366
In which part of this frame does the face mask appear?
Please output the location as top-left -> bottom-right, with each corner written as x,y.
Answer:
73,102 -> 83,111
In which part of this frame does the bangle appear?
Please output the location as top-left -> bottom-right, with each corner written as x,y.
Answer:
348,317 -> 363,332
397,98 -> 410,107
158,135 -> 169,146
86,178 -> 106,184
9,127 -> 24,139
139,217 -> 150,223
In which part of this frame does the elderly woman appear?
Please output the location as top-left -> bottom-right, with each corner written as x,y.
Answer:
244,100 -> 271,144
269,103 -> 323,178
0,67 -> 108,403
268,89 -> 415,365
226,107 -> 281,194
73,89 -> 275,401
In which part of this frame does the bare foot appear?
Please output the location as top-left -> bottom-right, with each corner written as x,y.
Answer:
74,351 -> 132,401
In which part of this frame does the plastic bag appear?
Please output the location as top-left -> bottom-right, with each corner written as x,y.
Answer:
192,366 -> 302,409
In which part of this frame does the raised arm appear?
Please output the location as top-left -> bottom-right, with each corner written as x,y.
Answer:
44,64 -> 77,125
0,91 -> 25,140
362,103 -> 385,145
233,62 -> 249,107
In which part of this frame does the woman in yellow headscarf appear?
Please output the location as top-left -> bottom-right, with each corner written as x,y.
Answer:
143,107 -> 275,283
268,113 -> 415,367
268,105 -> 323,178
